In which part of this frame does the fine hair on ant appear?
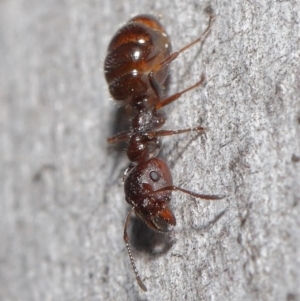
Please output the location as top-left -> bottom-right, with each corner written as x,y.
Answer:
104,12 -> 224,291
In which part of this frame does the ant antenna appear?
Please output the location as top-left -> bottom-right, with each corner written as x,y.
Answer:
124,208 -> 148,291
148,186 -> 225,200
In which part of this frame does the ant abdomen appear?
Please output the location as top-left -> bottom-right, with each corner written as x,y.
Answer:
104,15 -> 171,106
124,158 -> 176,232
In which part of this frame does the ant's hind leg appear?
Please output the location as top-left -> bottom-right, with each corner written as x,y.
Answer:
148,15 -> 215,104
150,15 -> 215,81
155,75 -> 205,110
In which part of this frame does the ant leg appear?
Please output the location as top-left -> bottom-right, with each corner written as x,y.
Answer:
146,126 -> 206,139
107,131 -> 132,144
148,186 -> 225,200
149,15 -> 214,100
155,75 -> 205,110
150,15 -> 214,81
124,208 -> 148,292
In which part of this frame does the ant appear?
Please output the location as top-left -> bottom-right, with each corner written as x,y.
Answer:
104,13 -> 224,292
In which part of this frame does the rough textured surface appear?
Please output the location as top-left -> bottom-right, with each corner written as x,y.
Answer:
1,0 -> 300,300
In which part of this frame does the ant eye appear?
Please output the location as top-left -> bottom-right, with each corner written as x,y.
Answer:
150,170 -> 161,182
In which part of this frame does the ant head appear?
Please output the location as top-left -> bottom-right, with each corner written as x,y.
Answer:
135,203 -> 176,232
124,158 -> 176,232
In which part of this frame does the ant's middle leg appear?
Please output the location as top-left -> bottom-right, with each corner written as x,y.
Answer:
107,131 -> 132,144
145,126 -> 206,139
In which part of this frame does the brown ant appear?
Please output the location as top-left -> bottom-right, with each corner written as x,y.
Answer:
104,13 -> 224,291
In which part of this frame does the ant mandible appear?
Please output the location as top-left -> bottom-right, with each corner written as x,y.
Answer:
104,13 -> 224,291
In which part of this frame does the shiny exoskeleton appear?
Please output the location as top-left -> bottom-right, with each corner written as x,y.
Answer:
104,14 -> 223,292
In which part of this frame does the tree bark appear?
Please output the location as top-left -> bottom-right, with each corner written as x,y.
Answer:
1,0 -> 300,300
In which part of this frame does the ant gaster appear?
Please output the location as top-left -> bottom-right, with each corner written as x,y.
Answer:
104,13 -> 223,291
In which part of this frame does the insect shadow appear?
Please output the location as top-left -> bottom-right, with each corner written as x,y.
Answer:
130,215 -> 175,257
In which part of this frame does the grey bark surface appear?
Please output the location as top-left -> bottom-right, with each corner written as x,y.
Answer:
1,0 -> 300,300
